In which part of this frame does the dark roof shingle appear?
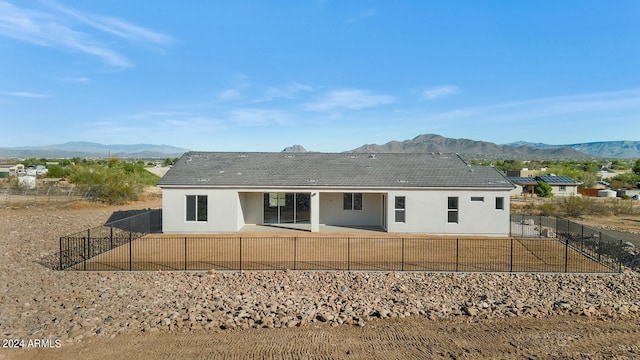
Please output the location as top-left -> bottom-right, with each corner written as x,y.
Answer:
158,152 -> 514,189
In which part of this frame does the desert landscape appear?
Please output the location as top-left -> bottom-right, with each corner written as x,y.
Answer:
1,197 -> 640,359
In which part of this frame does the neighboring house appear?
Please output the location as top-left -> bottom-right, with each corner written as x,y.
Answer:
158,152 -> 514,236
536,175 -> 581,196
506,177 -> 538,197
507,175 -> 581,197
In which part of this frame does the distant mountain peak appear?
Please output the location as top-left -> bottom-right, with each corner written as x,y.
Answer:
282,145 -> 307,153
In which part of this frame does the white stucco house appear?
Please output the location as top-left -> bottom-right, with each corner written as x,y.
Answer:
157,152 -> 515,236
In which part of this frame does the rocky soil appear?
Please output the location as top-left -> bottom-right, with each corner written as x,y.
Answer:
1,200 -> 640,353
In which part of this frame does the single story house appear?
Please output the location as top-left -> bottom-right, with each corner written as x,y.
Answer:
535,175 -> 581,197
506,176 -> 538,197
157,152 -> 515,236
506,175 -> 581,197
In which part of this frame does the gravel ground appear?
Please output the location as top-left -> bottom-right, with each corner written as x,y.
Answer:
1,199 -> 640,358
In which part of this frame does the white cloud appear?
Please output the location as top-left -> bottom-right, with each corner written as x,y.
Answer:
304,89 -> 395,111
422,85 -> 460,100
1,91 -> 49,98
45,0 -> 172,46
348,8 -> 376,23
0,0 -> 172,68
426,88 -> 640,125
218,88 -> 244,102
229,108 -> 291,126
56,76 -> 91,83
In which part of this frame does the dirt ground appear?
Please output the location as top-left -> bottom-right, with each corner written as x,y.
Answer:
2,195 -> 640,359
7,315 -> 640,359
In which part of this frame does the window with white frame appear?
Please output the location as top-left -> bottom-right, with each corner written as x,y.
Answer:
343,193 -> 363,210
186,195 -> 208,222
448,196 -> 458,223
394,196 -> 405,223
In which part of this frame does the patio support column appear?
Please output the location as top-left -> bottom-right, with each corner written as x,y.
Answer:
310,191 -> 320,232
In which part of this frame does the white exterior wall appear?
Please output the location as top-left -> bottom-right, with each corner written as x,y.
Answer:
319,192 -> 382,226
162,187 -> 511,236
162,188 -> 241,233
550,185 -> 578,197
385,189 -> 510,236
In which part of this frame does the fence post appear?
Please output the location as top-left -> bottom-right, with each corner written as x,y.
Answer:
618,240 -> 622,273
510,238 -> 514,273
564,237 -> 569,273
239,237 -> 242,272
539,215 -> 542,237
59,237 -> 63,271
110,227 -> 113,250
293,237 -> 297,271
455,238 -> 459,272
401,238 -> 405,272
347,237 -> 350,271
83,236 -> 87,271
129,232 -> 132,271
87,228 -> 91,260
184,237 -> 187,271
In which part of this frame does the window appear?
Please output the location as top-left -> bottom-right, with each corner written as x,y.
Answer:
186,195 -> 208,222
448,197 -> 458,223
559,185 -> 566,192
394,196 -> 405,223
495,197 -> 504,210
343,193 -> 363,210
471,196 -> 484,202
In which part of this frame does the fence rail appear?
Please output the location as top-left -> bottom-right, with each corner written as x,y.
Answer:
0,186 -> 95,205
58,213 -> 622,273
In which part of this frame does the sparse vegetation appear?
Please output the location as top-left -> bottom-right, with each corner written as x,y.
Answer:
67,157 -> 159,204
514,196 -> 639,219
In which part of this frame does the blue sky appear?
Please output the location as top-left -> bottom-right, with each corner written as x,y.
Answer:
1,1 -> 639,152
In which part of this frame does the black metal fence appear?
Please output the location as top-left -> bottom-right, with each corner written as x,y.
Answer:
59,209 -> 162,270
58,213 -> 622,273
510,214 -> 623,272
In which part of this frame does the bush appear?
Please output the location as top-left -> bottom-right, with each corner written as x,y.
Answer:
561,196 -> 586,217
610,199 -> 634,215
535,181 -> 553,198
67,158 -> 159,204
539,201 -> 558,216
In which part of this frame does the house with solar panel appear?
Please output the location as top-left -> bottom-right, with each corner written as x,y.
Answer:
157,152 -> 515,236
506,174 -> 581,197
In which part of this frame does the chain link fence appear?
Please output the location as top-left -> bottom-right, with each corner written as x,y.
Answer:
0,186 -> 96,206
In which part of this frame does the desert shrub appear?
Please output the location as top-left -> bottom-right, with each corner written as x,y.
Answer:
523,201 -> 537,215
583,198 -> 609,215
67,158 -> 159,204
609,199 -> 635,215
561,196 -> 586,217
539,201 -> 558,216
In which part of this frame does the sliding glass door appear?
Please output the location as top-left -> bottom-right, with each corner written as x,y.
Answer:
263,193 -> 310,224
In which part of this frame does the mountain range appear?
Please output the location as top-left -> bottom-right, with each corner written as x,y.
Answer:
1,135 -> 638,160
0,141 -> 188,159
507,140 -> 640,159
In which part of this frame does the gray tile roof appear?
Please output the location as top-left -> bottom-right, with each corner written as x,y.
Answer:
157,152 -> 515,189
